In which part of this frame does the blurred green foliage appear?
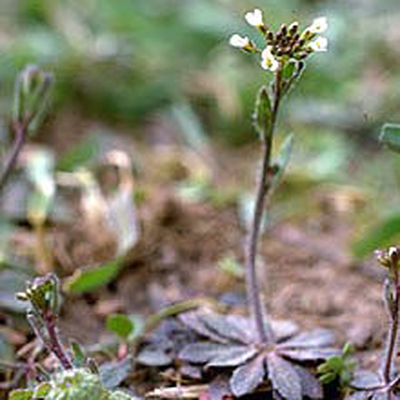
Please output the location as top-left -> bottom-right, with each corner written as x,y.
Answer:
0,0 -> 398,143
2,0 -> 400,256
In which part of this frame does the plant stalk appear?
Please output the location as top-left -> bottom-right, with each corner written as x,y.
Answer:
383,265 -> 400,385
246,69 -> 283,345
44,313 -> 73,370
0,120 -> 28,196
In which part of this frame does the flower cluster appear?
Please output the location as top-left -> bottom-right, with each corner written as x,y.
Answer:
230,9 -> 328,71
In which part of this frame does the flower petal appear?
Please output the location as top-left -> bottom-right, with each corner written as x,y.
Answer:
309,16 -> 328,33
245,8 -> 264,27
229,34 -> 250,48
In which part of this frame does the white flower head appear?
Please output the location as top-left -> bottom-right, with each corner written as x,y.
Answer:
245,8 -> 264,27
309,36 -> 328,52
308,16 -> 328,34
260,47 -> 279,72
229,34 -> 250,49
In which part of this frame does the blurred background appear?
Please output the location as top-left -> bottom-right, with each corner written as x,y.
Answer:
2,0 -> 400,255
2,1 -> 400,391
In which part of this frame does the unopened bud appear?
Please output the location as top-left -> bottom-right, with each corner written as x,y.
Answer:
13,64 -> 53,133
288,22 -> 299,36
375,249 -> 392,268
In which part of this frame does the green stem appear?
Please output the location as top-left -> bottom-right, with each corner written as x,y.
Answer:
246,68 -> 283,345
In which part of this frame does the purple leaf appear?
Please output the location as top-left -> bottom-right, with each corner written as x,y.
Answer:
179,312 -> 228,343
267,353 -> 302,400
225,315 -> 254,343
279,328 -> 335,349
278,347 -> 340,362
179,343 -> 240,364
292,364 -> 323,399
346,393 -> 372,400
209,374 -> 232,400
206,345 -> 258,368
351,370 -> 382,390
136,347 -> 172,366
179,364 -> 203,379
200,314 -> 249,344
271,320 -> 299,342
229,354 -> 266,397
372,393 -> 393,400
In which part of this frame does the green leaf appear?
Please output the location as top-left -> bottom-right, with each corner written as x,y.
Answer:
282,60 -> 296,80
106,314 -> 135,339
253,86 -> 272,140
70,340 -> 87,367
380,123 -> 400,153
171,99 -> 211,159
352,214 -> 400,258
34,382 -> 51,397
9,389 -> 33,400
57,136 -> 99,172
64,258 -> 122,294
271,133 -> 294,192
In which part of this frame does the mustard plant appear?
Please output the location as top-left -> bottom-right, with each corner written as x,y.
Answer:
347,247 -> 400,399
177,10 -> 337,398
230,8 -> 328,346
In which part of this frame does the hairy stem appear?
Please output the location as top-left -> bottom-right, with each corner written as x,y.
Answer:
246,69 -> 283,345
383,266 -> 400,385
44,313 -> 73,370
0,120 -> 28,196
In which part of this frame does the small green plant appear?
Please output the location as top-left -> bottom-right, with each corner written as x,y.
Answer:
0,65 -> 53,195
230,8 -> 328,349
11,274 -> 137,399
346,247 -> 400,399
10,368 -> 136,400
16,274 -> 73,370
178,9 -> 336,398
318,343 -> 356,388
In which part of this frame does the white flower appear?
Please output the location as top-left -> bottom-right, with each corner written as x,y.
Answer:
308,16 -> 328,34
260,47 -> 279,71
229,34 -> 250,48
245,8 -> 264,27
309,36 -> 328,52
